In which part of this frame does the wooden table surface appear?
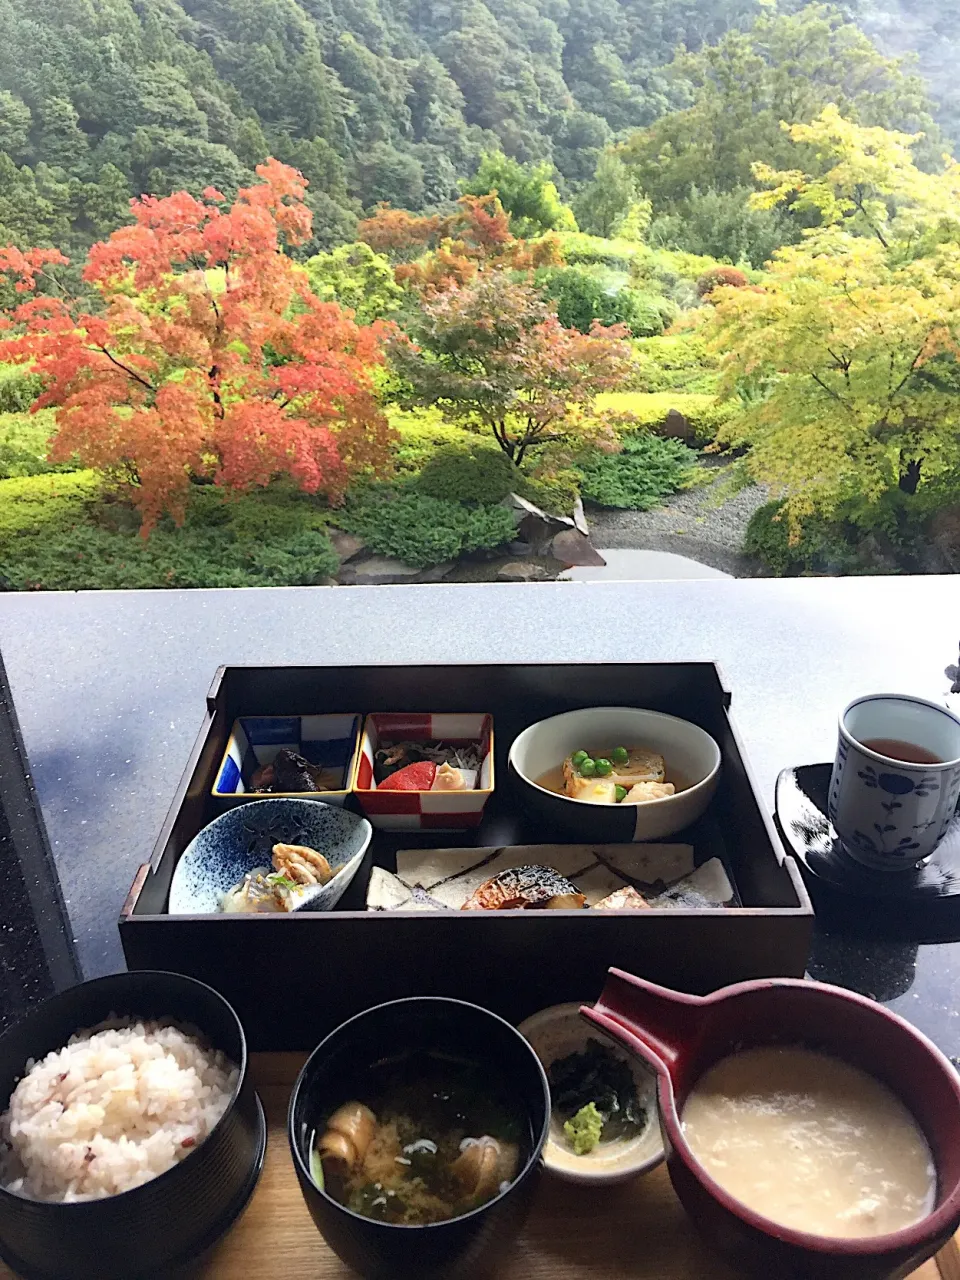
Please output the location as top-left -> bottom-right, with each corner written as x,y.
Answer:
0,1054 -> 955,1279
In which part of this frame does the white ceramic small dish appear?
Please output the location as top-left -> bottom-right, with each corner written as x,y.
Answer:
517,1002 -> 663,1185
508,707 -> 722,842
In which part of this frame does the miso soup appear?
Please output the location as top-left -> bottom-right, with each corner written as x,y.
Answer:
312,1051 -> 529,1225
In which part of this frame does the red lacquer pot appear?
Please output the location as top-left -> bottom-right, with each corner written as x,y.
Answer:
583,970 -> 960,1280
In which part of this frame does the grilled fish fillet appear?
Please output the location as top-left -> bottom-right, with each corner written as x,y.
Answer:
461,865 -> 587,911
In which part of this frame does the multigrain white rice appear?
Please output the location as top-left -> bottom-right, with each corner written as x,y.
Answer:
0,1021 -> 238,1202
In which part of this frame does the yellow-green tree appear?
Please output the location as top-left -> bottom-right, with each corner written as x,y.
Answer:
705,108 -> 960,533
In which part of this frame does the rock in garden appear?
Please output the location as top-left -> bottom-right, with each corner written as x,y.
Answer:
661,408 -> 694,442
508,540 -> 533,556
327,529 -> 367,565
505,492 -> 578,553
550,529 -> 606,567
497,561 -> 551,582
338,556 -> 423,586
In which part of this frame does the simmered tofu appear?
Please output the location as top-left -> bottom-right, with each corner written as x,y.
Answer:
564,774 -> 618,803
624,780 -> 675,803
610,747 -> 666,787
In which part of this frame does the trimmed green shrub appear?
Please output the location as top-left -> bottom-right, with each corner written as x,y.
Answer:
0,364 -> 44,413
744,502 -> 859,576
0,471 -> 101,544
542,268 -> 675,337
550,233 -> 639,272
388,409 -> 485,475
632,334 -> 720,395
576,434 -> 697,510
595,392 -> 737,442
0,410 -> 71,478
515,468 -> 581,516
417,445 -> 516,504
0,481 -> 339,589
339,489 -> 515,567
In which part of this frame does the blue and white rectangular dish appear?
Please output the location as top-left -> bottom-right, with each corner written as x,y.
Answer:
212,714 -> 361,806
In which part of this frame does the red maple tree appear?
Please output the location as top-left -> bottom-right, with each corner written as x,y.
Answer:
0,161 -> 393,532
359,193 -> 562,293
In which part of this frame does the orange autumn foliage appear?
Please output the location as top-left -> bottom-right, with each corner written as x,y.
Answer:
359,193 -> 562,293
0,160 -> 393,532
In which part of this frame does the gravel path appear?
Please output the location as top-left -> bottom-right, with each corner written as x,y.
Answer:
586,463 -> 769,577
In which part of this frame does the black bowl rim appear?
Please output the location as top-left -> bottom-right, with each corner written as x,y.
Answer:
0,969 -> 249,1212
508,706 -> 722,809
288,995 -> 550,1232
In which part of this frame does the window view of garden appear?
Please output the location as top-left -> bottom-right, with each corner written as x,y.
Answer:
0,0 -> 958,587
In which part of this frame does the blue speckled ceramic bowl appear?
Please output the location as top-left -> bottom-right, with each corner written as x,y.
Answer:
168,798 -> 372,915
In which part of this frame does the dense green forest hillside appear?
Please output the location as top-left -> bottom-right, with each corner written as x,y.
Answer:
0,0 -> 954,261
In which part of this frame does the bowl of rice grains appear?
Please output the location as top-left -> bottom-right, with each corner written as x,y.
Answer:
0,969 -> 265,1280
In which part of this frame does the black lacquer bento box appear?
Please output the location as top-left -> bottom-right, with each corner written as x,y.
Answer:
120,662 -> 814,1050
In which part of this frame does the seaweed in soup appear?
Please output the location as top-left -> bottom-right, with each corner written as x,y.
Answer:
313,1052 -> 527,1225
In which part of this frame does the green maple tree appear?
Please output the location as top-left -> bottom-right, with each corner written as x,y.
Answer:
704,107 -> 960,533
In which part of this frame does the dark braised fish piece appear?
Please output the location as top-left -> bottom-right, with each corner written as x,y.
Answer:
460,865 -> 586,911
251,748 -> 342,793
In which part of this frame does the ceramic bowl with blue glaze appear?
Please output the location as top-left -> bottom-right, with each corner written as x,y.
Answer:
168,798 -> 373,915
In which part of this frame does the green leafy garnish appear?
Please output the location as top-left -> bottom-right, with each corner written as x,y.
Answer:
266,873 -> 298,890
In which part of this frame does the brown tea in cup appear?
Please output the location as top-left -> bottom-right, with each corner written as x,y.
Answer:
860,738 -> 943,765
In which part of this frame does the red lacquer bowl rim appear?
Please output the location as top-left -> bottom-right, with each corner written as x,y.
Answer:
594,977 -> 960,1257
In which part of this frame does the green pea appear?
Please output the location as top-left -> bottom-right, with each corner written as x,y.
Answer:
611,746 -> 629,765
594,758 -> 613,776
579,757 -> 597,776
571,750 -> 589,766
615,785 -> 627,803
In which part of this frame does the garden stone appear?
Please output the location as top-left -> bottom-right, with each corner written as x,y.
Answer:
508,540 -> 533,557
328,529 -> 367,565
416,562 -> 455,583
661,408 -> 694,443
572,496 -> 589,536
550,529 -> 606,567
339,556 -> 422,586
505,492 -> 578,554
497,561 -> 551,582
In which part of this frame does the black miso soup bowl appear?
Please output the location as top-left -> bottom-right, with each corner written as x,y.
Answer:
0,970 -> 266,1280
289,997 -> 551,1280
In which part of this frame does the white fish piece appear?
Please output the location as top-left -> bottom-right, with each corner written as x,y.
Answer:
646,858 -> 735,909
367,866 -> 446,911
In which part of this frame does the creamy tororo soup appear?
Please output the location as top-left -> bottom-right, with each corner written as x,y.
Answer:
681,1047 -> 936,1239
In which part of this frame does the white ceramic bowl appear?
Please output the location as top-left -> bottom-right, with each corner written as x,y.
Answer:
508,707 -> 721,842
518,1002 -> 663,1185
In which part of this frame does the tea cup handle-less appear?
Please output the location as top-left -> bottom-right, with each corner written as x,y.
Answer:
582,968 -> 960,1280
829,693 -> 960,870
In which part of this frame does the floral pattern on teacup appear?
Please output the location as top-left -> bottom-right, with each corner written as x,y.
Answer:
856,763 -> 940,797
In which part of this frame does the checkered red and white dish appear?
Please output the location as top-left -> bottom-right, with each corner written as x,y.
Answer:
351,713 -> 494,831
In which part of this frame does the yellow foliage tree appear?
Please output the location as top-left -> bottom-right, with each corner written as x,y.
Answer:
705,107 -> 960,533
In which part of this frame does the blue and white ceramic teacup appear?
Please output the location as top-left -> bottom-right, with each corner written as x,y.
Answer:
829,694 -> 960,871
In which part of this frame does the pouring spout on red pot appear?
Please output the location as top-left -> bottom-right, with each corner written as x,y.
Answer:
581,970 -> 960,1280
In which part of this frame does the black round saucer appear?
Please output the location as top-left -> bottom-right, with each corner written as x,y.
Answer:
775,763 -> 960,941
